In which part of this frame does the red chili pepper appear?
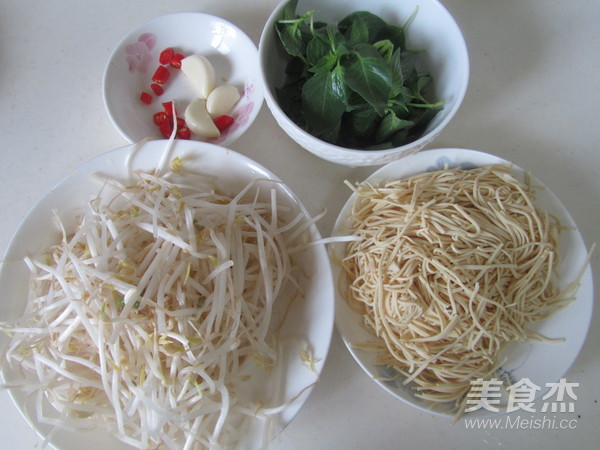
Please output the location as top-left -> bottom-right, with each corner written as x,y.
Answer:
170,53 -> 185,69
153,111 -> 168,125
159,120 -> 174,139
159,48 -> 175,66
162,101 -> 177,116
177,126 -> 191,140
150,83 -> 164,96
152,65 -> 171,84
213,115 -> 234,132
140,91 -> 153,104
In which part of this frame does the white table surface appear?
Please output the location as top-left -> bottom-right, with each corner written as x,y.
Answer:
1,1 -> 598,449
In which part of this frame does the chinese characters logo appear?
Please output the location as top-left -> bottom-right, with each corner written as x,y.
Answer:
465,377 -> 578,413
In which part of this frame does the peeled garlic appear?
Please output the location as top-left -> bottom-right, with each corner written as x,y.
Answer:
207,86 -> 241,118
181,55 -> 215,99
184,98 -> 220,138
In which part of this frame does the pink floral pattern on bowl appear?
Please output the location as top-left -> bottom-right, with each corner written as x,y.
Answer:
211,84 -> 255,144
125,33 -> 157,73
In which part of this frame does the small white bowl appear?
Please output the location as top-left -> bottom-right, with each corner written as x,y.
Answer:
330,148 -> 593,415
103,12 -> 264,146
259,0 -> 469,166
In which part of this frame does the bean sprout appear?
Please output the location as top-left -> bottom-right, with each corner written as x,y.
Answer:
1,145 -> 317,449
340,165 -> 589,414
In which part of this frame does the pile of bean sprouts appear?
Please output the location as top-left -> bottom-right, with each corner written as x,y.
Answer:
340,165 -> 584,413
1,151 -> 317,448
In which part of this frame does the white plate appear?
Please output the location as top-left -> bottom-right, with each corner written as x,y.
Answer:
0,140 -> 334,448
330,148 -> 594,416
103,12 -> 264,145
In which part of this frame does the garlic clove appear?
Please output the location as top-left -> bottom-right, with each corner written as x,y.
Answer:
184,98 -> 220,138
207,86 -> 241,118
181,55 -> 215,99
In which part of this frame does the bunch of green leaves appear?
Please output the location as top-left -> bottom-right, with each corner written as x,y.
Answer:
274,0 -> 444,150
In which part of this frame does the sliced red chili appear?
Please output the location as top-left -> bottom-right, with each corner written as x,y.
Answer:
159,48 -> 175,65
213,115 -> 235,132
159,120 -> 174,139
152,65 -> 171,84
153,111 -> 168,125
140,91 -> 153,105
177,126 -> 191,140
162,101 -> 177,116
170,53 -> 185,69
150,83 -> 164,95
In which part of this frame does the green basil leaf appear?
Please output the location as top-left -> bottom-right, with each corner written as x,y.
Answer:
276,5 -> 315,59
401,51 -> 419,85
307,36 -> 330,66
351,43 -> 381,59
345,90 -> 369,110
408,105 -> 443,136
276,79 -> 305,125
313,21 -> 328,30
344,104 -> 380,137
375,111 -> 414,143
389,48 -> 404,97
376,24 -> 406,50
282,0 -> 298,20
330,27 -> 348,54
330,64 -> 349,104
345,19 -> 369,46
276,20 -> 312,59
275,23 -> 299,58
373,39 -> 394,61
301,67 -> 347,135
344,55 -> 392,115
284,56 -> 307,80
390,129 -> 410,147
416,72 -> 432,96
324,23 -> 337,46
310,53 -> 338,74
338,11 -> 387,42
389,98 -> 410,118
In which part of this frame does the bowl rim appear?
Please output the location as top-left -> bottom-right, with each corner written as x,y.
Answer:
258,0 -> 470,157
